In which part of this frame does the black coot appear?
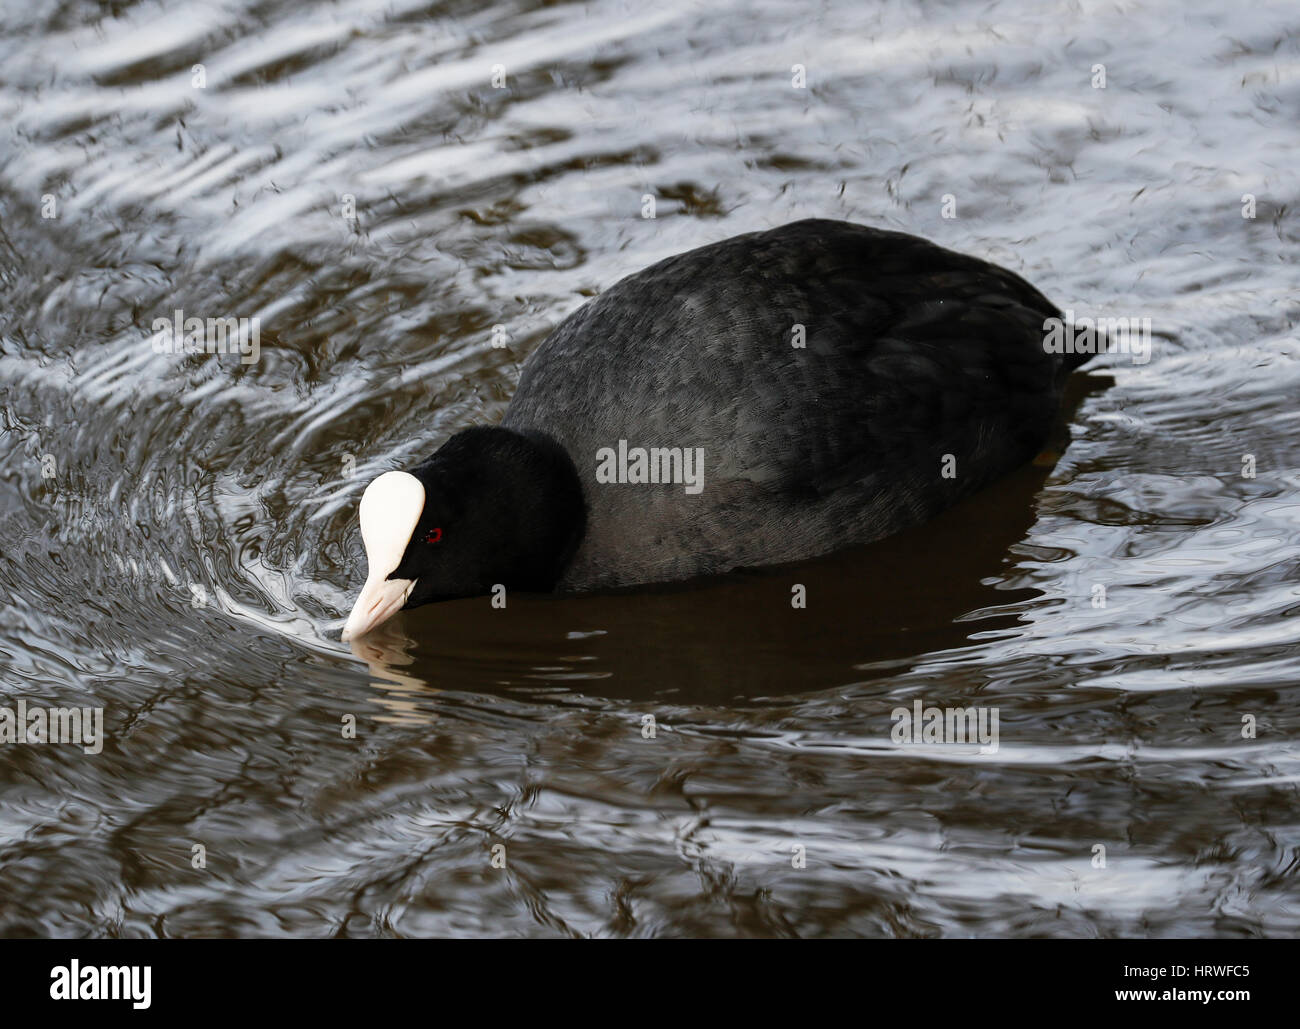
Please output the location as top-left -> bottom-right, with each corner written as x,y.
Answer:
341,219 -> 1082,640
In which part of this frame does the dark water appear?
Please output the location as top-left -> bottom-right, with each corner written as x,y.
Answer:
1,0 -> 1298,937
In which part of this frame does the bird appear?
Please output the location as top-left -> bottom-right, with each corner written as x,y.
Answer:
340,218 -> 1084,640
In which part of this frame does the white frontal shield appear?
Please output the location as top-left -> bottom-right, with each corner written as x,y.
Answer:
341,471 -> 424,640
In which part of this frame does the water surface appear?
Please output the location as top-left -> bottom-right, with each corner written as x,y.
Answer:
1,0 -> 1298,937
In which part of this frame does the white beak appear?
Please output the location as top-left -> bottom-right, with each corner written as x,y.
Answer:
341,574 -> 416,641
340,470 -> 425,642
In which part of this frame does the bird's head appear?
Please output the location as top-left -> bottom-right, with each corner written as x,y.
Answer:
340,427 -> 585,640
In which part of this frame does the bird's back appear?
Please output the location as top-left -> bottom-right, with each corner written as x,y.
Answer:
504,219 -> 1071,588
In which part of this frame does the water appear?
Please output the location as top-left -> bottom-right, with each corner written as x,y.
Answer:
1,0 -> 1297,937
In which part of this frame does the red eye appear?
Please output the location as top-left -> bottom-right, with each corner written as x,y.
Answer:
424,527 -> 442,544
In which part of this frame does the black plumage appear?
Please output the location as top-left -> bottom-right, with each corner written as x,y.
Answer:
498,218 -> 1076,589
348,218 -> 1082,633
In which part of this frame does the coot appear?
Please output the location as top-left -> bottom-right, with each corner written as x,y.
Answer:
341,219 -> 1083,640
